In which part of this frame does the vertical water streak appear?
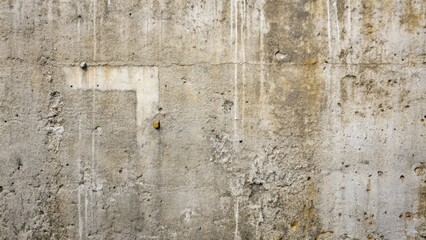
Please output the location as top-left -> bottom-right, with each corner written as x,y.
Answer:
233,0 -> 239,144
326,0 -> 333,59
234,199 -> 240,240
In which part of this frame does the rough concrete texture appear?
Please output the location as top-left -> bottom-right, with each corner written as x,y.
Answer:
0,0 -> 424,239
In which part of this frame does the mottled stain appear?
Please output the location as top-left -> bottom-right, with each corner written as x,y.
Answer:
360,0 -> 376,37
400,0 -> 423,33
417,183 -> 426,237
259,0 -> 326,238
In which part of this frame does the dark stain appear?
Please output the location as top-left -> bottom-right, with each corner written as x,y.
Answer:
222,99 -> 234,114
261,0 -> 326,238
248,182 -> 264,200
417,183 -> 426,237
16,157 -> 22,171
264,0 -> 323,64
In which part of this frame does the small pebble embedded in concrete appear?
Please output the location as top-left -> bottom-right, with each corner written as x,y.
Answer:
153,120 -> 160,129
80,62 -> 87,69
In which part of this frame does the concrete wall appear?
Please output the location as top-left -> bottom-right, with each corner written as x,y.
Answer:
0,0 -> 424,239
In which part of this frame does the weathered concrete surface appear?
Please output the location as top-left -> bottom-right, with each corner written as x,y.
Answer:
0,0 -> 424,239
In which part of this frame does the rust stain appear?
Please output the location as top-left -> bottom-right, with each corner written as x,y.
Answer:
360,0 -> 376,37
400,0 -> 423,33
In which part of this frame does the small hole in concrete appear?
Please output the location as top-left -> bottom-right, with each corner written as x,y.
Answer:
275,51 -> 287,61
414,167 -> 424,176
70,85 -> 73,88
239,140 -> 243,143
400,175 -> 405,180
118,169 -> 122,173
290,220 -> 298,231
307,177 -> 311,181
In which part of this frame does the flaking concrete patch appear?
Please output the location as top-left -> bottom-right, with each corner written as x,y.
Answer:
63,66 -> 159,146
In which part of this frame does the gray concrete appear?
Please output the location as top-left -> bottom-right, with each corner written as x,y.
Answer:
0,0 -> 424,239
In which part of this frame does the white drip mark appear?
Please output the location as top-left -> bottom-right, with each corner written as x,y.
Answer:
347,0 -> 351,40
77,15 -> 81,48
84,190 -> 88,237
47,0 -> 53,23
333,0 -> 341,50
233,0 -> 239,143
145,19 -> 148,51
90,65 -> 97,236
234,199 -> 241,240
77,118 -> 84,240
77,186 -> 83,240
91,128 -> 96,188
93,0 -> 97,61
259,7 -> 265,107
326,0 -> 332,59
241,0 -> 246,128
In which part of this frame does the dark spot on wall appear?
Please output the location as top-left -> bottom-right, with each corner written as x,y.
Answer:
222,100 -> 233,113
